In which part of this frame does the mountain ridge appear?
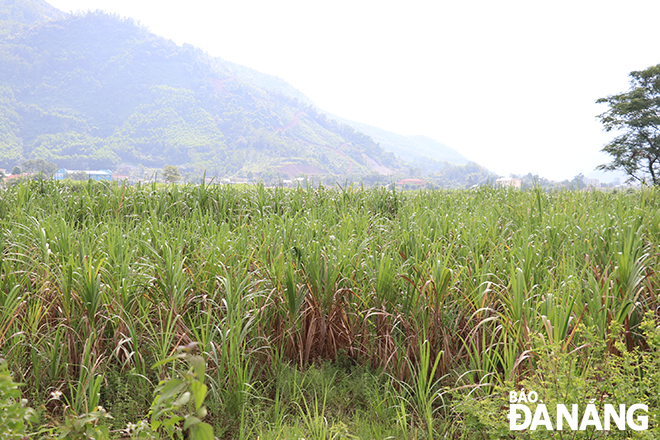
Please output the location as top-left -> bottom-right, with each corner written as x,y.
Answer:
0,0 -> 491,186
0,9 -> 402,180
221,56 -> 473,169
0,0 -> 64,35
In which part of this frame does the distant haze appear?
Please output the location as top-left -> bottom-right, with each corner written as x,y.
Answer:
48,0 -> 660,181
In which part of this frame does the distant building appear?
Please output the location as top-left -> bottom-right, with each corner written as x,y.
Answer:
54,169 -> 113,181
397,178 -> 426,186
496,177 -> 522,189
584,178 -> 600,187
2,173 -> 32,184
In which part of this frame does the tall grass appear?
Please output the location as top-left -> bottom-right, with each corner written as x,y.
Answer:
1,179 -> 659,437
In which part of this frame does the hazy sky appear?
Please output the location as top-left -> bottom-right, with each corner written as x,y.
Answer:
47,0 -> 660,181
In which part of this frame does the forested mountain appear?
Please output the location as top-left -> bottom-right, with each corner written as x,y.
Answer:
331,117 -> 471,169
0,7 -> 400,179
0,0 -> 492,185
220,59 -> 474,170
0,0 -> 63,35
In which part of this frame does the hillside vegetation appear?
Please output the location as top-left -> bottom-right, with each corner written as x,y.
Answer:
0,0 -> 63,35
0,1 -> 494,186
333,116 -> 471,169
0,10 -> 401,179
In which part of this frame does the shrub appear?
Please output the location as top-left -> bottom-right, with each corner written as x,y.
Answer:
0,359 -> 35,439
455,314 -> 660,438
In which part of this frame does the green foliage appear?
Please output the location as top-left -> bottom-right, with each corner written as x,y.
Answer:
597,64 -> 660,185
56,406 -> 113,440
0,0 -> 64,27
334,117 -> 470,169
30,131 -> 118,170
108,86 -> 227,168
456,316 -> 660,438
0,359 -> 35,439
130,351 -> 214,440
22,157 -> 56,176
423,160 -> 495,187
0,87 -> 22,166
1,180 -> 660,438
0,11 -> 404,177
162,165 -> 181,183
13,351 -> 215,440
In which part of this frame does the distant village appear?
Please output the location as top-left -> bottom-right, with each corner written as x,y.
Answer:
0,163 -> 631,191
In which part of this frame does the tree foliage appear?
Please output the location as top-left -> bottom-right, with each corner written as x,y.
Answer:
597,64 -> 660,185
22,158 -> 56,177
162,165 -> 181,183
0,11 -> 404,178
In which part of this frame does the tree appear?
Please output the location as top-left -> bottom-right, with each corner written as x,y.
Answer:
597,64 -> 660,185
162,165 -> 181,183
11,166 -> 21,175
571,173 -> 585,191
22,159 -> 57,178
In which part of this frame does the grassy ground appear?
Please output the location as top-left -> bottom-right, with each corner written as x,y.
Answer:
0,179 -> 659,438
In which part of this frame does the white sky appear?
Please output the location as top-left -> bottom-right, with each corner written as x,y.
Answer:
47,0 -> 660,181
